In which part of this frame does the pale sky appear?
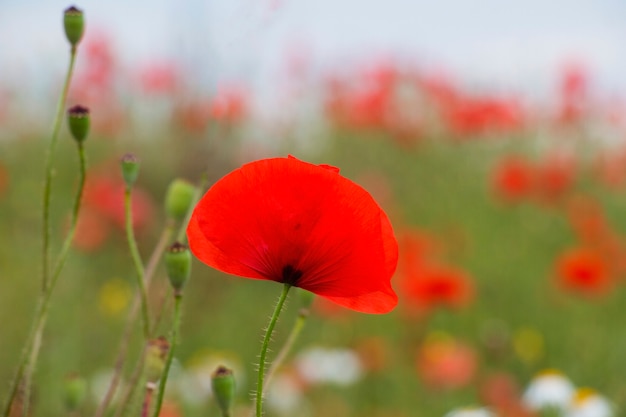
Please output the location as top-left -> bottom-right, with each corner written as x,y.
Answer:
1,0 -> 625,98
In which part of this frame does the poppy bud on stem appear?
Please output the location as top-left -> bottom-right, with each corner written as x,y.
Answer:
67,105 -> 90,143
120,153 -> 140,189
165,179 -> 197,222
165,242 -> 191,296
63,373 -> 87,412
63,6 -> 84,48
212,366 -> 236,417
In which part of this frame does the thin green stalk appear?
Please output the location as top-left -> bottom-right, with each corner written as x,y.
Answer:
124,187 -> 151,339
93,221 -> 175,417
256,284 -> 291,417
263,307 -> 309,394
2,136 -> 85,417
152,294 -> 183,417
21,141 -> 87,417
42,45 -> 78,292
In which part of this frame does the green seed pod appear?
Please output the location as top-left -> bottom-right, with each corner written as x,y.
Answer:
165,179 -> 197,221
165,242 -> 192,294
63,373 -> 87,412
63,6 -> 84,47
120,153 -> 140,188
67,105 -> 90,142
144,337 -> 170,384
211,366 -> 235,416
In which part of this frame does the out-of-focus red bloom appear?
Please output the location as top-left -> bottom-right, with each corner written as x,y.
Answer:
557,63 -> 589,125
187,156 -> 399,313
137,62 -> 180,95
402,265 -> 474,312
492,156 -> 535,202
556,247 -> 611,295
445,96 -> 524,137
416,335 -> 478,390
73,207 -> 110,252
535,153 -> 576,202
209,85 -> 248,124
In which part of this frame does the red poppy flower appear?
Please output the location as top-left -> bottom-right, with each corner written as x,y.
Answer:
556,247 -> 611,295
492,156 -> 535,202
187,156 -> 399,313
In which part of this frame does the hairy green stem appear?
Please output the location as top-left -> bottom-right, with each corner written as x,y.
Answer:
124,187 -> 151,339
256,284 -> 291,417
263,307 -> 309,394
152,294 -> 183,417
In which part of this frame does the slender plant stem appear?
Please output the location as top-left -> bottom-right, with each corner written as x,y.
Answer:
124,187 -> 151,339
152,294 -> 183,417
2,44 -> 79,417
112,345 -> 147,417
21,141 -> 87,417
42,45 -> 78,292
93,221 -> 175,417
256,284 -> 291,417
263,307 -> 309,394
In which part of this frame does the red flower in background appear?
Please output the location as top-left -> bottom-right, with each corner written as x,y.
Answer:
209,85 -> 248,124
73,170 -> 155,252
403,265 -> 474,311
492,156 -> 535,202
187,156 -> 399,313
556,247 -> 611,295
417,335 -> 478,390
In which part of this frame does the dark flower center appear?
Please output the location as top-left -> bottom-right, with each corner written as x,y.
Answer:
281,264 -> 303,286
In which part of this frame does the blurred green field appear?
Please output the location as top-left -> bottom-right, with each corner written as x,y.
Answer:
2,122 -> 626,417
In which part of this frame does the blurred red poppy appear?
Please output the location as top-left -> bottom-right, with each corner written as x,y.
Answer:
187,156 -> 399,313
492,156 -> 535,202
416,335 -> 478,390
556,247 -> 611,295
402,265 -> 474,311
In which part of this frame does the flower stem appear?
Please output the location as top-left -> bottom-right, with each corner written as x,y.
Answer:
2,131 -> 85,417
93,221 -> 175,417
263,306 -> 309,394
256,284 -> 291,417
124,186 -> 151,339
42,45 -> 77,292
152,294 -> 183,417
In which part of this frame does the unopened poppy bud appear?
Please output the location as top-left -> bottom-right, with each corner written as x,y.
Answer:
165,242 -> 191,295
211,366 -> 235,416
144,337 -> 170,384
67,105 -> 89,142
63,6 -> 84,46
120,153 -> 140,188
165,179 -> 197,221
63,373 -> 87,411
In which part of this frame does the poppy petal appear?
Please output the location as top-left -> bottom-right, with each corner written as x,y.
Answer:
187,156 -> 398,313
